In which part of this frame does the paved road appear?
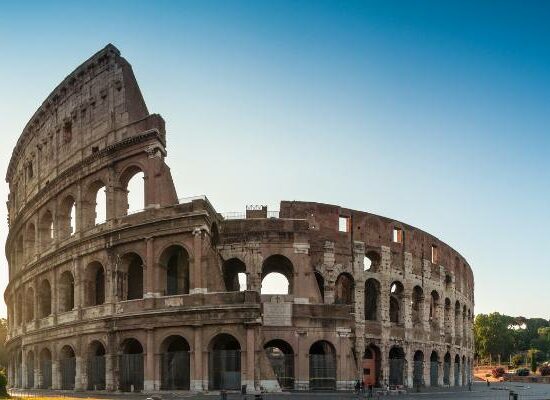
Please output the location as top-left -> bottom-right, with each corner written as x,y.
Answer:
9,383 -> 550,400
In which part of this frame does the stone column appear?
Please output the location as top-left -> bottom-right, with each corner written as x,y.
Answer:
21,352 -> 27,389
191,228 -> 206,293
245,326 -> 255,391
191,326 -> 203,391
405,348 -> 413,388
106,333 -> 116,391
144,237 -> 156,297
52,359 -> 60,389
75,355 -> 85,390
295,331 -> 308,390
144,329 -> 155,391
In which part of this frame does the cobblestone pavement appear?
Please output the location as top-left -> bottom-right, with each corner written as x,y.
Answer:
9,383 -> 550,400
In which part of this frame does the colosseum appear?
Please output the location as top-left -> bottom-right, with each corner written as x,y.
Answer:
4,44 -> 474,394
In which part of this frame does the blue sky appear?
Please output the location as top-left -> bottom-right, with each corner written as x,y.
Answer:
0,1 -> 549,318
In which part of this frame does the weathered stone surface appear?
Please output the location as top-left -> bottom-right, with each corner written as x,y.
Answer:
5,45 -> 474,393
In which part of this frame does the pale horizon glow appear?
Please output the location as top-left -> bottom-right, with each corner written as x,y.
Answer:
0,1 -> 549,318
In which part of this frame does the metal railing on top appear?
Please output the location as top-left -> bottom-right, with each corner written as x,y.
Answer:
221,211 -> 280,220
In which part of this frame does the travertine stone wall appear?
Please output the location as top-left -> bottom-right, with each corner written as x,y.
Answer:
5,45 -> 474,394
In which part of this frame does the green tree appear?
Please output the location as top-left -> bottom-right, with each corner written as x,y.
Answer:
474,313 -> 516,360
0,319 -> 7,369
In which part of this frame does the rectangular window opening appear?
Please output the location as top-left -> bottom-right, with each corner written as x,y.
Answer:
431,245 -> 438,264
339,216 -> 350,233
393,227 -> 403,243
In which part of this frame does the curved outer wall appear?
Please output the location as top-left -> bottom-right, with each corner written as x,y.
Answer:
5,45 -> 474,393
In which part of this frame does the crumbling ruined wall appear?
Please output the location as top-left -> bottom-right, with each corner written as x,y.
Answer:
5,45 -> 474,393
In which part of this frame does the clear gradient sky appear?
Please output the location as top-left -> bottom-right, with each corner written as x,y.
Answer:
0,1 -> 549,318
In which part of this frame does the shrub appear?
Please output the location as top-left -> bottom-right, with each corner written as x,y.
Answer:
492,367 -> 505,378
511,354 -> 524,368
0,369 -> 8,398
517,368 -> 530,376
539,365 -> 550,376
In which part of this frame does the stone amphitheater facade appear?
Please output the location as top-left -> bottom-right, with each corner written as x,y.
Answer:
4,45 -> 474,393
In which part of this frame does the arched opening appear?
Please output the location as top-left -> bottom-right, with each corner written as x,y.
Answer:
87,341 -> 106,390
123,168 -> 145,215
16,235 -> 23,270
60,345 -> 76,390
389,281 -> 404,324
411,286 -> 424,325
261,255 -> 294,295
462,305 -> 467,339
413,351 -> 424,387
121,253 -> 143,300
429,290 -> 440,325
334,272 -> 354,305
85,262 -> 105,306
364,251 -> 380,272
26,223 -> 36,260
60,195 -> 77,239
454,355 -> 460,386
365,279 -> 381,321
25,287 -> 34,323
38,280 -> 51,318
26,351 -> 35,389
222,258 -> 247,292
362,345 -> 381,388
462,355 -> 466,386
119,338 -> 144,392
15,291 -> 23,326
160,246 -> 190,295
39,210 -> 54,250
454,301 -> 461,336
39,348 -> 52,389
314,271 -> 325,302
94,183 -> 107,226
160,335 -> 190,390
309,341 -> 336,390
388,347 -> 405,386
443,352 -> 451,385
264,339 -> 295,390
444,298 -> 452,335
208,334 -> 241,391
430,351 -> 439,387
58,271 -> 75,312
15,351 -> 22,388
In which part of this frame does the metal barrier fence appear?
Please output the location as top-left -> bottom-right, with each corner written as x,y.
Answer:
27,361 -> 34,389
309,354 -> 336,390
209,350 -> 241,391
389,359 -> 405,386
413,361 -> 424,387
266,353 -> 294,390
40,360 -> 52,389
119,354 -> 144,392
430,361 -> 438,386
443,361 -> 451,385
160,351 -> 190,390
60,358 -> 76,390
87,355 -> 106,390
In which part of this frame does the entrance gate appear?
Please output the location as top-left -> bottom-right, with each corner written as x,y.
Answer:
161,351 -> 190,390
87,355 -> 106,390
60,357 -> 76,389
209,350 -> 241,390
119,353 -> 144,392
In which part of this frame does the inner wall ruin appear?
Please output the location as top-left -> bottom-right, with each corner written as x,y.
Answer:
4,45 -> 474,392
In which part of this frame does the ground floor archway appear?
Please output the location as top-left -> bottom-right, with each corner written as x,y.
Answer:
208,334 -> 241,391
160,335 -> 191,390
362,345 -> 381,387
309,341 -> 336,391
264,339 -> 295,390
